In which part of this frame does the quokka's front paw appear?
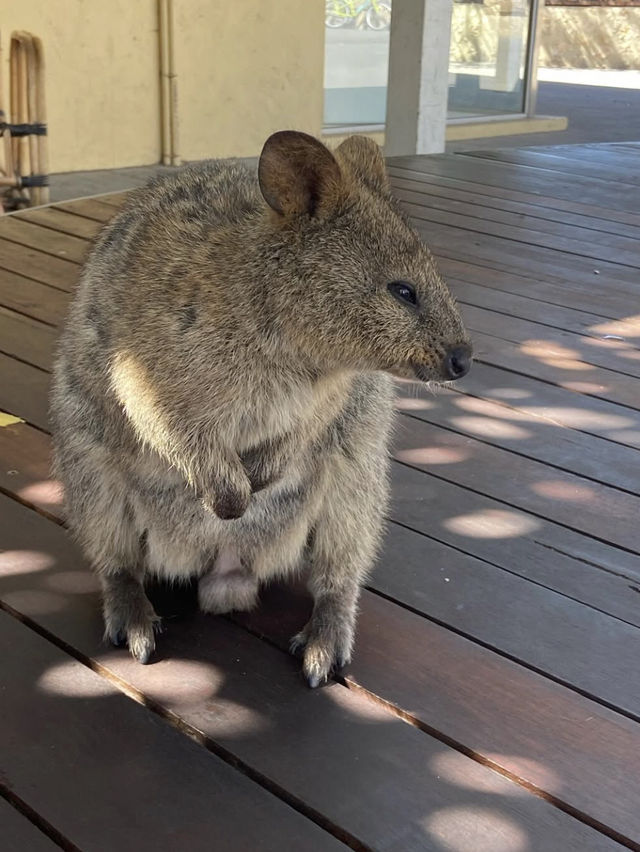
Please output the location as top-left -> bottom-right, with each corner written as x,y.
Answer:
290,604 -> 355,688
204,479 -> 251,520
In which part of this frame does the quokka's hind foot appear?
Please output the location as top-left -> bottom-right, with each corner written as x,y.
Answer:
102,572 -> 161,664
290,599 -> 354,689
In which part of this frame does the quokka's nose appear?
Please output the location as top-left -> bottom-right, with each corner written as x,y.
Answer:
443,344 -> 472,380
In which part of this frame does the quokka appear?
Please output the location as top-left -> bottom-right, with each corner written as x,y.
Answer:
50,130 -> 471,686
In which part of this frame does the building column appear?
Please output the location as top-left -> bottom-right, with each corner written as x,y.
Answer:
384,0 -> 454,156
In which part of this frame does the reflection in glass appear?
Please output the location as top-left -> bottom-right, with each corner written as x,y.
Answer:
448,0 -> 532,117
324,0 -> 392,126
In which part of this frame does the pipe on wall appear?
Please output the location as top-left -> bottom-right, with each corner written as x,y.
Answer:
158,0 -> 180,166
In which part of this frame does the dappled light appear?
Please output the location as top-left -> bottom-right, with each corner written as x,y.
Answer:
531,480 -> 596,503
424,806 -> 529,852
449,415 -> 531,441
18,479 -> 64,507
396,396 -> 437,411
95,654 -> 224,704
443,508 -> 539,539
590,314 -> 640,342
581,335 -> 636,352
397,446 -> 472,465
520,340 -> 593,372
485,388 -> 531,401
563,381 -> 608,394
517,406 -> 632,431
0,549 -> 56,575
617,349 -> 640,363
3,588 -> 68,614
323,681 -> 392,721
484,755 -> 562,793
37,659 -> 121,698
92,652 -> 268,737
430,751 -> 529,797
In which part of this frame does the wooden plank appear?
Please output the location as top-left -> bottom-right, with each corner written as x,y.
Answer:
0,798 -> 60,852
396,382 -> 640,495
0,238 -> 78,292
440,256 -> 638,320
388,170 -> 640,241
393,415 -> 640,553
96,191 -> 130,207
378,515 -> 640,653
387,160 -> 640,228
0,217 -> 87,264
0,612 -> 343,852
409,216 -> 640,297
18,206 -> 102,240
0,268 -> 70,326
0,499 -> 628,851
0,307 -> 57,371
387,452 -> 640,609
0,421 -> 59,517
239,583 -> 639,848
463,148 -> 640,187
516,144 -> 640,174
472,329 -> 640,411
54,198 -> 118,223
388,454 -> 640,627
453,361 -> 640,451
394,187 -> 640,269
449,278 -> 634,344
387,153 -> 640,216
461,303 -> 640,379
0,353 -> 49,430
548,142 -> 640,155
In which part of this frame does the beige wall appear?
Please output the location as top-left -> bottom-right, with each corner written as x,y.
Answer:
173,0 -> 324,161
0,0 -> 161,173
1,0 -> 325,173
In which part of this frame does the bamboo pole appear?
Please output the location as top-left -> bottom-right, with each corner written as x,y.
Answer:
167,0 -> 180,166
33,34 -> 48,203
158,0 -> 171,166
158,0 -> 180,167
24,34 -> 40,205
3,31 -> 49,208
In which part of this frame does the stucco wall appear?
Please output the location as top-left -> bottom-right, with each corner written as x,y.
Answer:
0,0 -> 161,173
172,0 -> 324,161
0,0 -> 325,172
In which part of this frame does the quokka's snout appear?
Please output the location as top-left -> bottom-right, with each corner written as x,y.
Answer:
442,343 -> 473,380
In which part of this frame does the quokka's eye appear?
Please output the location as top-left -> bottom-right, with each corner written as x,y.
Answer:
388,280 -> 418,308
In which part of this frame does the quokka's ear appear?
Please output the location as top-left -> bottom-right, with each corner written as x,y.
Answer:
335,135 -> 390,196
258,130 -> 346,218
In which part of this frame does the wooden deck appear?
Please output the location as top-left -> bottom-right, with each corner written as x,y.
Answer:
1,143 -> 639,851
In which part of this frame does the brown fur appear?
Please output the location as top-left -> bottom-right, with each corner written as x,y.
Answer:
50,131 -> 471,685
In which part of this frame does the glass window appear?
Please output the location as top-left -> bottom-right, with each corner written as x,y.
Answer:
448,0 -> 533,118
323,1 -> 392,127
